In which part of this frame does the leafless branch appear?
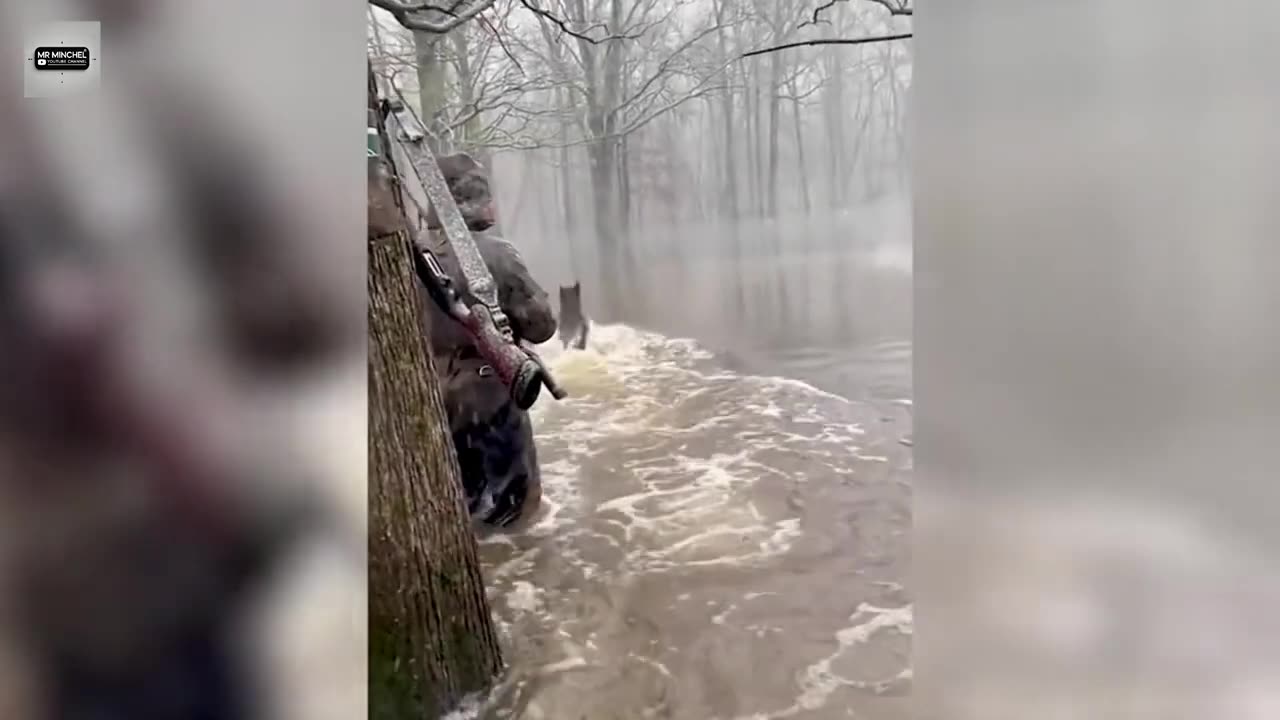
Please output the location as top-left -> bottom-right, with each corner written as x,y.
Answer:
866,0 -> 913,17
370,0 -> 450,12
742,32 -> 911,58
799,0 -> 842,27
617,83 -> 732,140
800,0 -> 913,28
369,0 -> 496,33
614,19 -> 733,119
518,0 -> 640,43
478,14 -> 526,75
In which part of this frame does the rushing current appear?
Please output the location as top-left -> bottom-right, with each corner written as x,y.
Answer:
465,200 -> 912,720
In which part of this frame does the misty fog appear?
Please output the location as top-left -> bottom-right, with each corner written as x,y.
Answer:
370,0 -> 911,400
370,1 -> 913,717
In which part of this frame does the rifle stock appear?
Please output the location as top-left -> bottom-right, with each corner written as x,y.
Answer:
412,247 -> 567,409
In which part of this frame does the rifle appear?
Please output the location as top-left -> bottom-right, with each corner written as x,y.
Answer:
370,85 -> 565,410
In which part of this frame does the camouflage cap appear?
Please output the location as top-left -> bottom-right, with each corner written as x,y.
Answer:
427,152 -> 495,231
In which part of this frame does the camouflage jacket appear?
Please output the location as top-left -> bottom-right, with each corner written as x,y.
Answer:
412,226 -> 556,422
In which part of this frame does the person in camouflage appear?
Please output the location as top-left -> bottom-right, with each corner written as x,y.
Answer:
412,153 -> 556,527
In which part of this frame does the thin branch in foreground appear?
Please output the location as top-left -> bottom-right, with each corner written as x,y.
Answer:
800,0 -> 842,28
479,14 -> 526,76
518,0 -> 640,43
801,0 -> 913,29
741,33 -> 912,59
866,0 -> 913,16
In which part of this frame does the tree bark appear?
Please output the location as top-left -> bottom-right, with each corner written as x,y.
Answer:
367,67 -> 503,720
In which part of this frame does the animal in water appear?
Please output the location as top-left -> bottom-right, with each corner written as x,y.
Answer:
558,282 -> 590,351
413,152 -> 556,527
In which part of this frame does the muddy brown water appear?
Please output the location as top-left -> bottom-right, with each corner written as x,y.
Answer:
469,204 -> 912,720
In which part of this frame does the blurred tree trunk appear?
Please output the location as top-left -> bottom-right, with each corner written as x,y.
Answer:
571,0 -> 628,317
556,89 -> 576,236
823,43 -> 846,209
712,0 -> 740,225
766,53 -> 781,217
788,77 -> 812,216
882,43 -> 908,191
367,67 -> 503,720
745,59 -> 761,217
618,135 -> 632,228
450,28 -> 489,165
763,4 -> 786,218
414,31 -> 448,153
847,71 -> 878,201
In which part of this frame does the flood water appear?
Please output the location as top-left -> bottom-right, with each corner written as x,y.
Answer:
471,198 -> 912,720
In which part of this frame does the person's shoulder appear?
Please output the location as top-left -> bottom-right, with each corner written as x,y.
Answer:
472,226 -> 509,243
473,228 -> 521,256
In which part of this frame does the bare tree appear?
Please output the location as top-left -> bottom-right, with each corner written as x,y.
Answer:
370,0 -> 913,339
367,0 -> 916,706
745,0 -> 913,57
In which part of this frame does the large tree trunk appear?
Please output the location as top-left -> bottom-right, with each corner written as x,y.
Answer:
367,68 -> 503,720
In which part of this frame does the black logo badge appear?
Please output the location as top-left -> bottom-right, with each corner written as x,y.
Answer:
33,47 -> 91,71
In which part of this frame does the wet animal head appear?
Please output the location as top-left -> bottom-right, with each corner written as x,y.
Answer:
557,282 -> 589,350
559,282 -> 583,323
425,152 -> 497,232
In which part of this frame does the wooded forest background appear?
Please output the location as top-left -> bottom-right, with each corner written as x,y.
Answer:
368,0 -> 912,319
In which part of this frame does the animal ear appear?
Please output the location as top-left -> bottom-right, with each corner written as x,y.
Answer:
573,281 -> 581,293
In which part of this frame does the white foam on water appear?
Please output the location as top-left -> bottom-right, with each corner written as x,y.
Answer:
711,603 -> 737,625
628,652 -> 675,679
730,602 -> 914,720
481,544 -> 541,582
473,322 -> 907,717
505,581 -> 543,614
538,655 -> 588,675
438,692 -> 486,720
507,324 -> 890,580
